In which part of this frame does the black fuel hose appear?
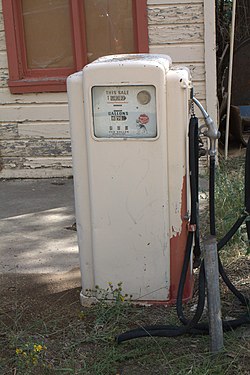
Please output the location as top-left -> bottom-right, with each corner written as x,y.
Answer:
176,115 -> 205,327
245,139 -> 250,212
193,115 -> 201,262
217,138 -> 250,308
117,116 -> 206,343
245,140 -> 250,242
116,121 -> 250,344
209,156 -> 216,236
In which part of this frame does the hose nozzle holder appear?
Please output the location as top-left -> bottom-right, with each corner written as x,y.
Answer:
192,97 -> 220,156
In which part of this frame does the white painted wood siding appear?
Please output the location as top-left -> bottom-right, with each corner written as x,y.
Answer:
0,0 -> 71,178
148,0 -> 215,167
0,0 -> 215,177
148,0 -> 205,96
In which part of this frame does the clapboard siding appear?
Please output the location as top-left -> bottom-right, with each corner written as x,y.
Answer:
187,63 -> 205,81
0,169 -> 72,178
0,11 -> 4,51
1,157 -> 72,169
0,31 -> 5,51
0,1 -> 73,178
0,33 -> 5,50
149,44 -> 204,62
0,139 -> 71,157
18,122 -> 70,139
148,0 -> 201,3
1,103 -> 69,122
0,0 -> 213,177
148,1 -> 207,168
0,12 -> 3,30
0,51 -> 7,68
190,81 -> 205,99
0,68 -> 8,87
147,4 -> 203,25
0,158 -> 73,178
149,23 -> 203,44
0,122 -> 70,139
0,123 -> 18,139
0,89 -> 68,104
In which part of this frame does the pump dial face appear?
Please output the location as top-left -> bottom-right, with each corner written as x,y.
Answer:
92,85 -> 157,139
137,90 -> 151,105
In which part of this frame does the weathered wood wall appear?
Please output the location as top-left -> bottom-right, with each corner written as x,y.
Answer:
149,0 -> 206,106
0,1 -> 71,177
0,0 -> 212,178
148,0 -> 210,166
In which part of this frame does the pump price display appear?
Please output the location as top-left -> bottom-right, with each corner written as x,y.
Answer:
92,85 -> 157,138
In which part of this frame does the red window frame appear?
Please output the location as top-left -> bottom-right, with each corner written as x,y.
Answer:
2,0 -> 149,94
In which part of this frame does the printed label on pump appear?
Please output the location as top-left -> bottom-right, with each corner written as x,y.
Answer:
92,85 -> 157,139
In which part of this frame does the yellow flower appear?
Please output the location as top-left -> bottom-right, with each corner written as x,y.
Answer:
120,295 -> 125,302
34,344 -> 43,352
15,348 -> 22,355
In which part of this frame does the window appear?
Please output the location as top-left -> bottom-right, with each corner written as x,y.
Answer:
2,0 -> 148,93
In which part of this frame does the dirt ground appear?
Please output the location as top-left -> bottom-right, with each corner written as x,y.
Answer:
1,256 -> 249,323
0,257 -> 249,375
0,268 -> 82,319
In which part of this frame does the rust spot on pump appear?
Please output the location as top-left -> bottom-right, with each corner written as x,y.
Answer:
169,176 -> 193,303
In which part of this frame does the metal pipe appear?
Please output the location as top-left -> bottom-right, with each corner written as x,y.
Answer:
193,96 -> 209,119
204,236 -> 224,353
225,0 -> 237,159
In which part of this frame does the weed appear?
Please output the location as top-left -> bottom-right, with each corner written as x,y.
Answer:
215,156 -> 249,256
0,157 -> 249,374
83,282 -> 133,330
15,341 -> 47,368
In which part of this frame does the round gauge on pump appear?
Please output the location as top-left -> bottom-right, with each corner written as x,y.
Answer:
137,90 -> 151,105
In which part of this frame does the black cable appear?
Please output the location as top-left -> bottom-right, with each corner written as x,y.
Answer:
245,140 -> 250,243
217,214 -> 247,250
216,213 -> 249,306
209,156 -> 216,236
216,139 -> 250,309
117,116 -> 206,344
245,139 -> 250,213
193,115 -> 201,263
218,256 -> 249,306
116,118 -> 250,345
208,139 -> 250,329
177,115 -> 204,326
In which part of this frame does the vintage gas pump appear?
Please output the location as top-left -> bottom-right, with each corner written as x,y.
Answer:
67,54 -> 193,304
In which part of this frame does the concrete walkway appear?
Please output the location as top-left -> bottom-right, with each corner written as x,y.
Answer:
0,176 -> 208,283
0,178 -> 79,275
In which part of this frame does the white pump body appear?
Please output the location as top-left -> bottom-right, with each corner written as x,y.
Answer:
67,54 -> 193,304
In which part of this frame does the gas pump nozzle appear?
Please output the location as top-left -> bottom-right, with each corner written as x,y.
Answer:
192,96 -> 220,156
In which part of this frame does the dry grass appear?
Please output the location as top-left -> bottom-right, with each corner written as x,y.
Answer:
0,155 -> 249,374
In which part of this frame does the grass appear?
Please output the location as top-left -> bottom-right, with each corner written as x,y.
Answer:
0,155 -> 249,374
215,155 -> 249,257
1,299 -> 249,375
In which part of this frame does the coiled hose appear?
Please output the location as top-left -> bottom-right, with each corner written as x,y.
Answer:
117,118 -> 250,344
